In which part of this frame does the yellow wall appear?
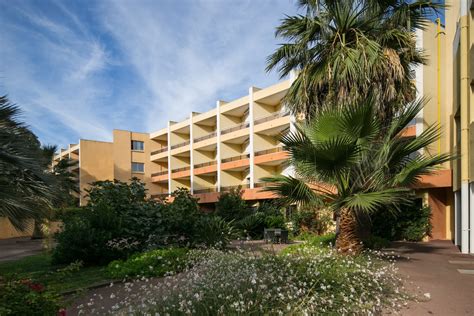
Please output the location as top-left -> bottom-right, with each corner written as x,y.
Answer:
0,218 -> 33,239
79,139 -> 114,204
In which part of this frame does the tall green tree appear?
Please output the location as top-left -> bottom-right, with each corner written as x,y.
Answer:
0,96 -> 55,230
267,0 -> 442,123
263,97 -> 451,253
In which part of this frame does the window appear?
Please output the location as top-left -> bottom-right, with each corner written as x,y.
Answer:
131,162 -> 144,173
131,140 -> 144,151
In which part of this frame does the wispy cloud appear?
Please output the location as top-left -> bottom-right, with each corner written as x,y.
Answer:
0,0 -> 296,148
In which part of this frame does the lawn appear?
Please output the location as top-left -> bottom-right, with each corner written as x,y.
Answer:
0,252 -> 111,294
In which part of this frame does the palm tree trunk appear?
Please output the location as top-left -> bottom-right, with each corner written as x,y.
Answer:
31,220 -> 44,239
335,209 -> 363,254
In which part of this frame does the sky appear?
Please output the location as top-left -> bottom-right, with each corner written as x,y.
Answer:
0,0 -> 298,148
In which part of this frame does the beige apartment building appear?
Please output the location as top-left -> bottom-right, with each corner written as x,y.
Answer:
3,1 -> 473,252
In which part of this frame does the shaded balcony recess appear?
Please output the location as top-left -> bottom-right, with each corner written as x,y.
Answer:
170,140 -> 190,150
151,147 -> 168,155
193,187 -> 217,194
151,170 -> 168,177
254,181 -> 274,188
254,112 -> 287,125
172,166 -> 191,173
221,154 -> 250,163
151,193 -> 169,199
254,147 -> 285,156
194,132 -> 217,143
194,161 -> 217,169
221,183 -> 250,192
221,122 -> 249,135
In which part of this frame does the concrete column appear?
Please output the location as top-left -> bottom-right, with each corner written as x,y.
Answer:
415,28 -> 424,138
455,190 -> 461,246
249,87 -> 257,189
459,3 -> 470,253
470,183 -> 474,253
167,121 -> 172,195
216,101 -> 222,192
189,115 -> 194,194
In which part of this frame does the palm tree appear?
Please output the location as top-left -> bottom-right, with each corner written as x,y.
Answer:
263,97 -> 451,253
267,0 -> 443,124
0,96 -> 55,230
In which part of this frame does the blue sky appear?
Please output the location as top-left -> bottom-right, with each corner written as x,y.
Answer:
0,0 -> 297,148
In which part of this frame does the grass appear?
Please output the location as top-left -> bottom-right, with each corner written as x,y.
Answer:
0,252 -> 111,294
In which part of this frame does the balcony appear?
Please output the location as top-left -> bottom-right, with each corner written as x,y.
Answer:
221,154 -> 249,163
194,132 -> 216,143
255,147 -> 284,156
151,147 -> 168,155
170,140 -> 190,150
151,170 -> 168,177
254,112 -> 286,125
193,187 -> 217,194
151,193 -> 169,199
194,161 -> 217,169
172,166 -> 191,173
221,122 -> 249,135
254,181 -> 272,188
221,183 -> 250,192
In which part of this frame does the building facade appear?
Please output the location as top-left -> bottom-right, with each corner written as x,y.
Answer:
5,2 -> 473,252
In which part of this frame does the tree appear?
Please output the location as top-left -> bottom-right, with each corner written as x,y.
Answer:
0,96 -> 55,230
215,186 -> 251,221
263,97 -> 451,253
267,0 -> 442,124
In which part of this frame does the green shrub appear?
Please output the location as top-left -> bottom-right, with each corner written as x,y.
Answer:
371,200 -> 432,242
194,216 -> 236,249
363,235 -> 391,249
290,207 -> 333,235
53,181 -> 235,265
161,188 -> 200,246
264,215 -> 286,229
215,186 -> 251,221
235,212 -> 266,238
282,233 -> 336,255
0,278 -> 60,316
52,203 -> 126,265
106,248 -> 188,279
53,179 -> 167,265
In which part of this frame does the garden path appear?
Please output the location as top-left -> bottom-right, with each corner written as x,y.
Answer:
0,237 -> 43,262
387,240 -> 474,315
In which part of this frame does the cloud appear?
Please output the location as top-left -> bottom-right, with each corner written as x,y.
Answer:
0,0 -> 297,148
0,1 -> 113,144
98,0 -> 296,131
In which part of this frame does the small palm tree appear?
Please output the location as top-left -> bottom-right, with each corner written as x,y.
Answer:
267,0 -> 442,124
263,97 -> 451,253
0,96 -> 54,230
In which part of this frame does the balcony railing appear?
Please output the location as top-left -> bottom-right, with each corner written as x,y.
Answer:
170,140 -> 190,150
151,193 -> 169,199
194,131 -> 217,143
254,182 -> 273,188
193,187 -> 217,194
151,170 -> 168,177
151,147 -> 168,155
171,166 -> 191,173
221,154 -> 250,163
221,122 -> 249,135
194,161 -> 217,169
254,112 -> 286,125
221,183 -> 250,192
254,147 -> 284,157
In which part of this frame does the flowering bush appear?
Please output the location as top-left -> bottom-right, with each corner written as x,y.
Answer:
106,248 -> 188,279
0,278 -> 60,315
77,245 -> 406,315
